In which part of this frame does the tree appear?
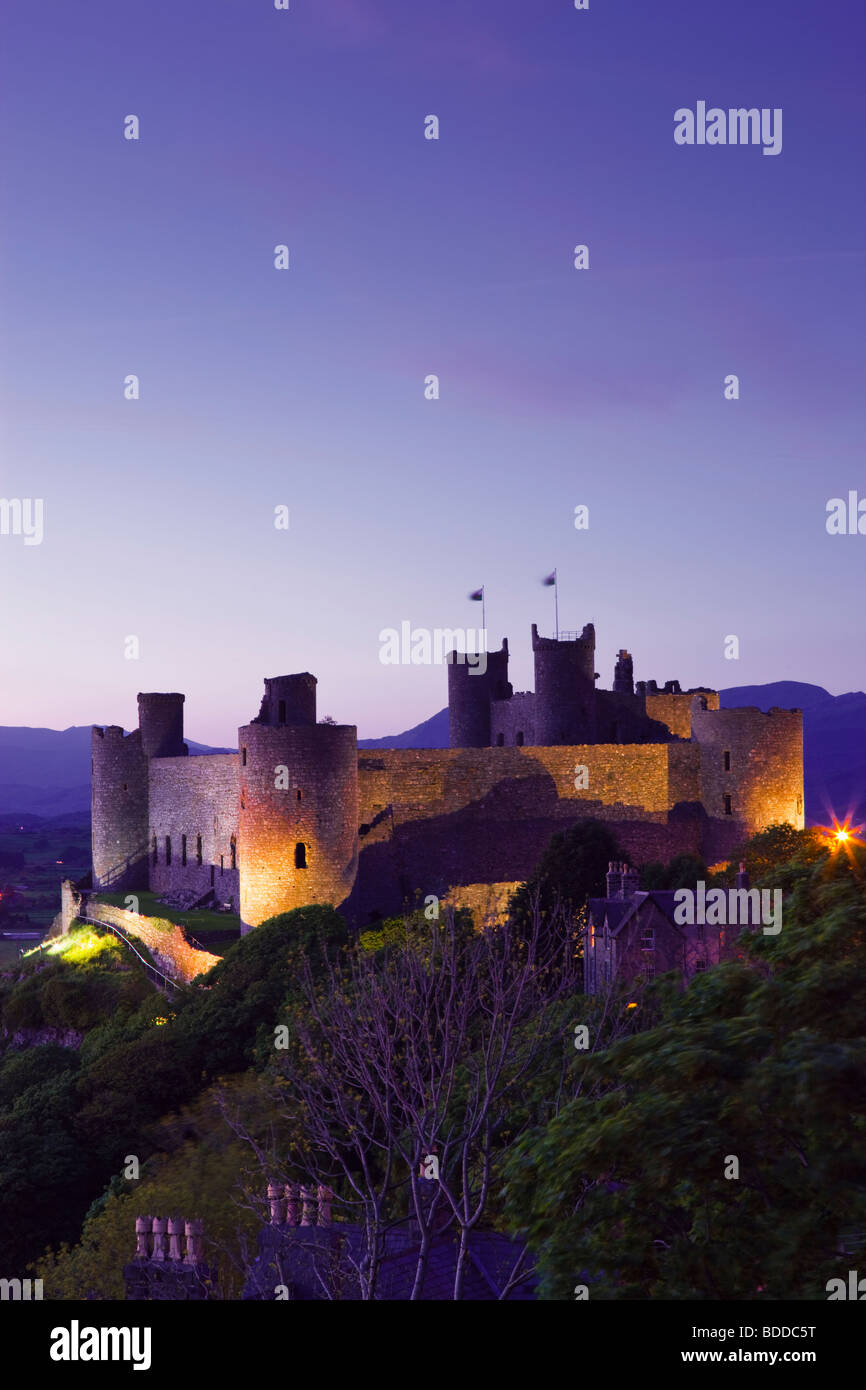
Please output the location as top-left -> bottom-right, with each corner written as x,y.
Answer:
502,843 -> 866,1299
220,902 -> 582,1299
509,819 -> 623,929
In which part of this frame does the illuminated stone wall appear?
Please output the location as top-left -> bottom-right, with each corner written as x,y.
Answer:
237,723 -> 358,932
148,753 -> 240,907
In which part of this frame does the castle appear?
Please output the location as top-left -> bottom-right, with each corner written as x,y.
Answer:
89,622 -> 804,932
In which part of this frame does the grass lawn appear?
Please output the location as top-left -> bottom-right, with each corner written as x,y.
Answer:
91,891 -> 241,936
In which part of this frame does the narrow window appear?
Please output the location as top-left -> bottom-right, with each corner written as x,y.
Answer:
230,835 -> 237,870
516,731 -> 524,746
152,835 -> 158,865
242,746 -> 247,766
165,836 -> 171,866
181,834 -> 187,867
296,788 -> 303,801
723,750 -> 731,772
220,855 -> 224,874
496,733 -> 504,746
295,842 -> 307,869
724,794 -> 732,816
278,699 -> 286,723
122,782 -> 128,791
196,834 -> 202,866
210,865 -> 215,887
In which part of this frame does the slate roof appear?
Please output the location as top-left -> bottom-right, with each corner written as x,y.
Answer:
588,890 -> 683,938
243,1222 -> 536,1301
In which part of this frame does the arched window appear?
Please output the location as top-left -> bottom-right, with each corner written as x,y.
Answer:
181,834 -> 187,867
196,834 -> 202,866
165,836 -> 171,866
295,842 -> 307,869
230,835 -> 237,870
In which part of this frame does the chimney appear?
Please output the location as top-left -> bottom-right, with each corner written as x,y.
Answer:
736,860 -> 750,891
621,863 -> 639,898
605,861 -> 622,899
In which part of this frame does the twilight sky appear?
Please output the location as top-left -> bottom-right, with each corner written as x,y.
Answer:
0,0 -> 863,746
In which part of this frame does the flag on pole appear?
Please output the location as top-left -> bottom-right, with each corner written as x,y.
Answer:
468,588 -> 484,601
542,570 -> 559,638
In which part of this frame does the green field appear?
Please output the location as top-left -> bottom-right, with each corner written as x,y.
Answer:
0,823 -> 91,932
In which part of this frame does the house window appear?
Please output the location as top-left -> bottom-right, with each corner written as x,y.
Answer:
181,835 -> 187,867
165,836 -> 171,866
695,960 -> 706,972
295,842 -> 307,869
724,794 -> 732,816
242,747 -> 247,766
230,835 -> 237,870
516,731 -> 524,746
278,699 -> 286,723
496,733 -> 504,747
723,750 -> 731,771
152,835 -> 158,865
640,925 -> 654,951
196,834 -> 202,866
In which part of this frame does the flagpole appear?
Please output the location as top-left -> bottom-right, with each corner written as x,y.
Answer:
554,568 -> 559,640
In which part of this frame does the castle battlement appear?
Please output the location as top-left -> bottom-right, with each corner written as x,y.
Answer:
88,623 -> 804,932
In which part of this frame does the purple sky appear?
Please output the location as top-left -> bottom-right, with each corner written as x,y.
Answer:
1,0 -> 864,746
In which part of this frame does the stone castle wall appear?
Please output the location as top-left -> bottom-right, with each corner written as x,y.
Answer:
490,692 -> 536,747
148,754 -> 240,906
691,703 -> 804,838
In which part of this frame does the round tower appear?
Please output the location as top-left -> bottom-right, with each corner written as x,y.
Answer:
238,676 -> 358,932
137,693 -> 187,759
254,674 -> 317,727
690,701 -> 804,843
532,622 -> 597,745
447,639 -> 510,748
91,725 -> 149,890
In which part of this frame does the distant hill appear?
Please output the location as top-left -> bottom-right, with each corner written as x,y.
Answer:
0,726 -> 233,818
2,682 -> 864,831
359,708 -> 449,750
